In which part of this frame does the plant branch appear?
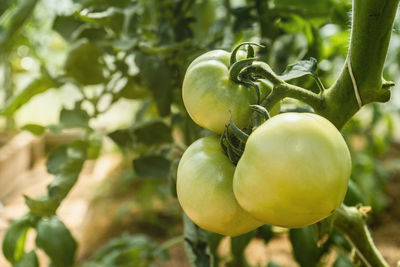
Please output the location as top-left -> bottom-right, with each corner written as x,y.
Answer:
262,82 -> 325,112
334,205 -> 389,267
244,64 -> 325,111
317,0 -> 399,128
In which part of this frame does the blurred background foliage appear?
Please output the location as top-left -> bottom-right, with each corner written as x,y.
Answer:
1,0 -> 400,266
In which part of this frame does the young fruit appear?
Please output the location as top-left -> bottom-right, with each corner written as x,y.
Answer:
233,113 -> 352,228
182,50 -> 278,133
177,135 -> 263,236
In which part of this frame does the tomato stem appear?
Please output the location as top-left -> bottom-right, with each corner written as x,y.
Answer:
335,204 -> 389,267
316,0 -> 398,129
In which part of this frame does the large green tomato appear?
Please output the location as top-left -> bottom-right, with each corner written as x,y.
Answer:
182,50 -> 279,133
233,113 -> 351,228
177,135 -> 263,236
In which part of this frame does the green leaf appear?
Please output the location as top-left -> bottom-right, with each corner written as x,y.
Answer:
36,216 -> 77,267
46,141 -> 88,175
2,216 -> 31,264
59,107 -> 90,129
344,180 -> 365,206
289,226 -> 325,267
117,76 -> 149,100
133,120 -> 172,145
135,52 -> 174,116
85,234 -> 165,266
205,232 -> 223,267
183,214 -> 212,267
107,128 -> 133,147
14,250 -> 39,267
64,39 -> 105,85
26,141 -> 88,216
24,195 -> 60,217
1,75 -> 55,116
21,124 -> 46,136
109,120 -> 172,147
52,15 -> 83,42
279,58 -> 318,81
333,253 -> 357,267
0,0 -> 38,48
228,231 -> 256,266
269,34 -> 308,73
72,24 -> 108,43
312,214 -> 336,246
257,225 -> 274,244
133,155 -> 171,178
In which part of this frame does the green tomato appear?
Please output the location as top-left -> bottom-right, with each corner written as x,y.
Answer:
177,135 -> 263,236
233,113 -> 352,228
183,50 -> 278,133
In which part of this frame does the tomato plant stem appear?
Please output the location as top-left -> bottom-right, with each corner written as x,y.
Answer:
317,0 -> 399,128
335,205 -> 389,267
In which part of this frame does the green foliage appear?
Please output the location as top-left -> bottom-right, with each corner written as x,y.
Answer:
14,251 -> 39,267
2,216 -> 31,264
83,234 -> 170,267
35,216 -> 77,267
1,72 -> 55,116
64,39 -> 105,85
183,214 -> 216,267
289,226 -> 330,267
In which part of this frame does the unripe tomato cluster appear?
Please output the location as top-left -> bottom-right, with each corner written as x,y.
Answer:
178,49 -> 352,236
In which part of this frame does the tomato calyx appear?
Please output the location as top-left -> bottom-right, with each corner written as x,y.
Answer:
249,104 -> 270,128
229,42 -> 265,66
220,114 -> 252,165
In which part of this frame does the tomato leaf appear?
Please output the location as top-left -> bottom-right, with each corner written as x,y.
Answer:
117,76 -> 149,100
279,57 -> 318,81
0,0 -> 38,48
36,216 -> 77,267
26,141 -> 87,216
312,214 -> 336,246
21,124 -> 46,136
85,234 -> 167,265
52,15 -> 83,42
14,250 -> 39,267
289,226 -> 327,267
1,74 -> 55,116
333,253 -> 357,267
133,155 -> 171,178
257,225 -> 274,244
24,195 -> 60,217
2,216 -> 31,264
109,120 -> 172,148
183,214 -> 213,267
229,230 -> 256,266
59,106 -> 90,129
135,52 -> 174,116
65,39 -> 105,85
344,180 -> 365,206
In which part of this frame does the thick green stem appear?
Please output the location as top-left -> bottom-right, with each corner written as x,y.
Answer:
335,205 -> 389,267
323,1 -> 399,266
317,0 -> 399,128
262,82 -> 325,111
